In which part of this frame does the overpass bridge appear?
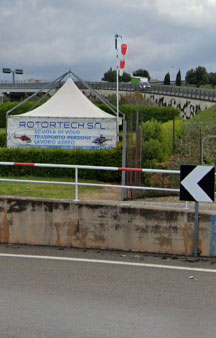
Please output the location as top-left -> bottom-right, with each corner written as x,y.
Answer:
0,81 -> 215,119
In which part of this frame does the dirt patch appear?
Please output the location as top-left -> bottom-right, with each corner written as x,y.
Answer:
80,187 -> 122,201
80,188 -> 182,203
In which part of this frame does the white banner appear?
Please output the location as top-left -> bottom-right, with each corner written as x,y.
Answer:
7,116 -> 117,150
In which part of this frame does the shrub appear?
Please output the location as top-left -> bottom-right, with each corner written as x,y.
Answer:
97,104 -> 180,130
140,118 -> 184,167
141,120 -> 165,167
0,131 -> 6,147
142,138 -> 164,167
0,147 -> 122,182
0,101 -> 36,128
161,119 -> 184,160
142,119 -> 162,141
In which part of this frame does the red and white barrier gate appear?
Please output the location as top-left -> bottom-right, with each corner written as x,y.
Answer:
0,162 -> 180,201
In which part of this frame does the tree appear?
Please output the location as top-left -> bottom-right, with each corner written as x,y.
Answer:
120,72 -> 131,82
209,72 -> 216,88
185,66 -> 208,87
185,69 -> 196,85
175,69 -> 182,86
133,69 -> 150,80
164,72 -> 170,85
102,67 -> 116,82
195,66 -> 208,87
102,68 -> 131,82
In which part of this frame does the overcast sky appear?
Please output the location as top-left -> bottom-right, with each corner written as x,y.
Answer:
1,0 -> 216,82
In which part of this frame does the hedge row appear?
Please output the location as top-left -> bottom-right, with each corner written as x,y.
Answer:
0,101 -> 37,128
0,131 -> 6,147
98,104 -> 180,129
0,147 -> 122,182
0,102 -> 180,129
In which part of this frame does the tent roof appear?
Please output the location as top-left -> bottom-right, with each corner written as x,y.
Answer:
19,78 -> 116,119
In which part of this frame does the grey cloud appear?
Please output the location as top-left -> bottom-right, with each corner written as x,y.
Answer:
0,0 -> 216,81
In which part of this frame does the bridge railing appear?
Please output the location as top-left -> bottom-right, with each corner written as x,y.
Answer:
148,84 -> 216,102
0,81 -> 52,89
1,80 -> 216,102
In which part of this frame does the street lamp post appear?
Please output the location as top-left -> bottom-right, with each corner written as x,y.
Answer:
2,68 -> 23,84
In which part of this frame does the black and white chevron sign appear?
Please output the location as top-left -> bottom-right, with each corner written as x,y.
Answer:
180,165 -> 215,203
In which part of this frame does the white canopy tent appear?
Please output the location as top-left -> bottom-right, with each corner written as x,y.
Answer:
7,78 -> 117,150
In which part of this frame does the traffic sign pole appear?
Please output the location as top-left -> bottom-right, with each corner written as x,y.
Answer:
180,165 -> 215,257
194,202 -> 199,257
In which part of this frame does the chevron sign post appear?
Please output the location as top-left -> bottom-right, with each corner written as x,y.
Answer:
180,165 -> 215,257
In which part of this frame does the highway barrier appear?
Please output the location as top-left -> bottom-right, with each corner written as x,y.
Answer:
0,162 -> 215,257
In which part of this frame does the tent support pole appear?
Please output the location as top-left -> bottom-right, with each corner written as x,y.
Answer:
6,72 -> 70,146
68,70 -> 122,118
6,71 -> 69,117
29,73 -> 68,111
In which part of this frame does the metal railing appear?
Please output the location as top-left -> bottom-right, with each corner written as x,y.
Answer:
1,80 -> 216,102
0,161 -> 180,201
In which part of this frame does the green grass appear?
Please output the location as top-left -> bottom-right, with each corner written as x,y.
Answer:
191,104 -> 216,123
184,84 -> 215,90
0,176 -> 119,200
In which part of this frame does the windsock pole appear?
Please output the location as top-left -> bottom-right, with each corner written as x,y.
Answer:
115,34 -> 122,141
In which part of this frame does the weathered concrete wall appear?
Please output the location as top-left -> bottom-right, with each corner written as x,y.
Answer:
0,196 -> 216,256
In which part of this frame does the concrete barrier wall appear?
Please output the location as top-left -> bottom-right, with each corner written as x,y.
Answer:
0,196 -> 216,257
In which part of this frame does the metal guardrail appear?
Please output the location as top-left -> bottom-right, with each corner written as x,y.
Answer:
148,85 -> 216,102
1,81 -> 216,102
0,161 -> 180,201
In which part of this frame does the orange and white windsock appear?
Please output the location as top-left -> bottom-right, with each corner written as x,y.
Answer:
119,43 -> 128,76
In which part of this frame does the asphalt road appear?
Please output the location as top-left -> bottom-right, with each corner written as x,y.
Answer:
0,245 -> 216,338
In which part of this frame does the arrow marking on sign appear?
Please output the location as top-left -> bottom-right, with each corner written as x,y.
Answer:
181,166 -> 213,202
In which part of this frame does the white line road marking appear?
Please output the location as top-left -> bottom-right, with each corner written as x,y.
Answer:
0,253 -> 215,273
